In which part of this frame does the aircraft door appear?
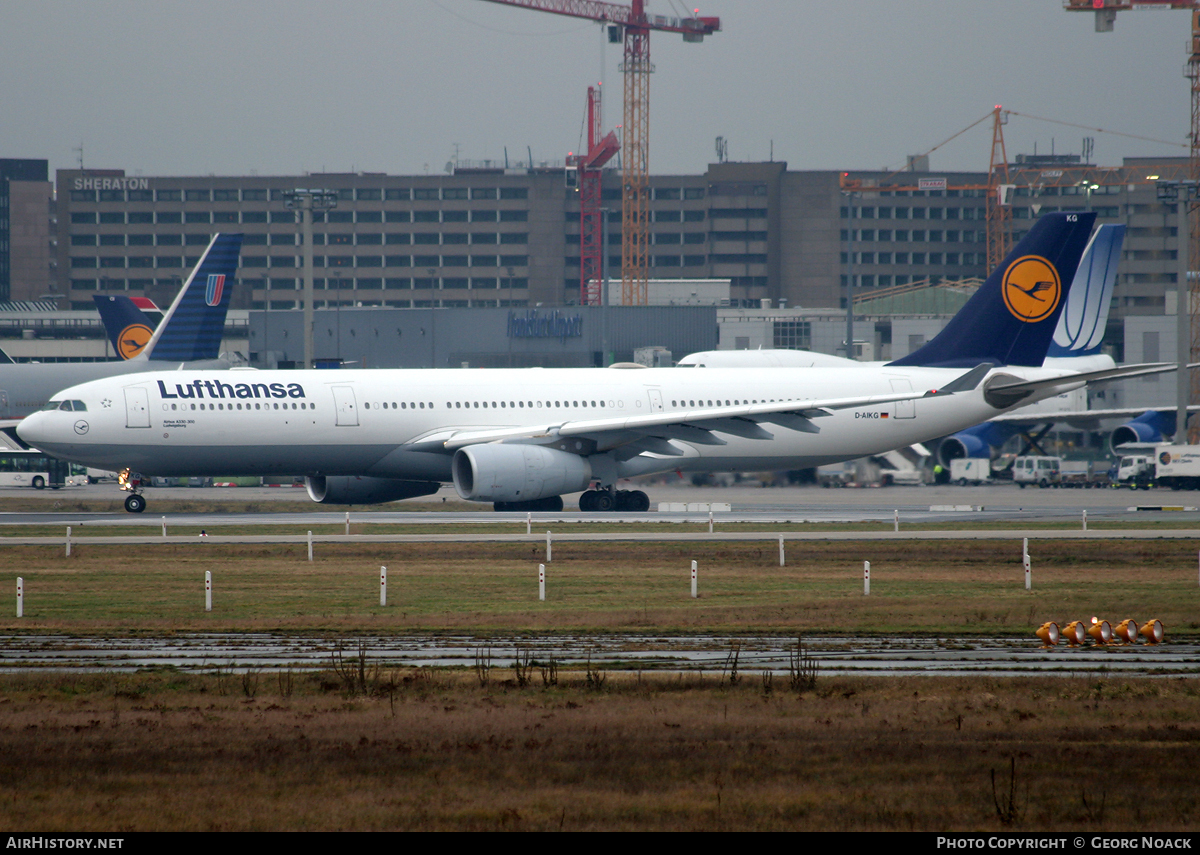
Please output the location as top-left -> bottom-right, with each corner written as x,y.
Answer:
124,387 -> 151,428
332,386 -> 359,427
647,389 -> 664,412
889,379 -> 915,419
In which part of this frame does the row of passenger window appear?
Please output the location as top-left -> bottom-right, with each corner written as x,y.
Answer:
362,400 -> 617,411
164,402 -> 315,412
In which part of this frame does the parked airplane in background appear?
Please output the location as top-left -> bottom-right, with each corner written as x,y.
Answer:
21,213 -> 1175,513
0,233 -> 242,422
94,295 -> 162,360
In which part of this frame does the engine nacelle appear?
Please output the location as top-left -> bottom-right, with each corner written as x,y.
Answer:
1110,411 -> 1175,453
452,444 -> 591,503
305,475 -> 440,505
937,422 -> 1019,467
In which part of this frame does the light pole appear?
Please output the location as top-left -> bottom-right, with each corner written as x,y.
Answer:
283,189 -> 337,368
1156,179 -> 1199,443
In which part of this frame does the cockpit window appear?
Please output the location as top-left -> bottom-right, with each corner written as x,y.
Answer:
46,400 -> 88,412
41,400 -> 63,412
69,400 -> 87,412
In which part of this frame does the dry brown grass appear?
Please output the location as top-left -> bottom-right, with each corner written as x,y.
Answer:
0,670 -> 1196,831
0,539 -> 1196,635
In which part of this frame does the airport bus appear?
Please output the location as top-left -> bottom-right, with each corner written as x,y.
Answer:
0,449 -> 82,489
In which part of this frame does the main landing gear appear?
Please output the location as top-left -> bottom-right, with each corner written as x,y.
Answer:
578,489 -> 650,512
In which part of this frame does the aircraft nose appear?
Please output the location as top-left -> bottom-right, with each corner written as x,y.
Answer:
16,411 -> 53,446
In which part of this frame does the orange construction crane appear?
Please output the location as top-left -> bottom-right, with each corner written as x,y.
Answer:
480,1 -> 720,305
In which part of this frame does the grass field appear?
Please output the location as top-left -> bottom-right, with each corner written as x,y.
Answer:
1,539 -> 1196,635
0,670 -> 1196,831
2,534 -> 1197,831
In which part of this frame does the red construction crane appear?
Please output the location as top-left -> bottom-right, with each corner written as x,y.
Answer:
481,0 -> 721,305
567,86 -> 621,305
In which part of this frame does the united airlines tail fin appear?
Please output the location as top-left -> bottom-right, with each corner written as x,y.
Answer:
94,296 -> 162,360
141,233 -> 243,362
1047,223 -> 1124,358
888,212 -> 1096,368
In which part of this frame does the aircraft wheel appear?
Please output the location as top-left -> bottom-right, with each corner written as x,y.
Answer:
629,490 -> 650,512
124,494 -> 146,514
593,491 -> 616,512
32,476 -> 45,490
579,490 -> 599,512
540,495 -> 564,513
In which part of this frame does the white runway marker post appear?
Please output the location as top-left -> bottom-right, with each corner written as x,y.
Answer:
1082,509 -> 1087,531
380,566 -> 387,606
779,534 -> 785,567
691,560 -> 698,598
345,512 -> 350,536
16,577 -> 22,618
539,564 -> 545,601
65,526 -> 71,557
162,516 -> 167,538
1023,538 -> 1031,590
307,530 -> 313,562
526,512 -> 531,535
708,510 -> 713,533
205,571 -> 212,612
546,531 -> 552,563
894,509 -> 899,532
864,561 -> 870,596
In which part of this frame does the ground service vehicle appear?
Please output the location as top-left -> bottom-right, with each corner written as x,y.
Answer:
1012,455 -> 1062,488
1152,445 -> 1200,490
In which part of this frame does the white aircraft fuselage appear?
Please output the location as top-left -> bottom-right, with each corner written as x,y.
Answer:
19,363 -> 1065,483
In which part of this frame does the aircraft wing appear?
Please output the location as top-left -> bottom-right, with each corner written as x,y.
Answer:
991,404 -> 1200,427
433,385 -> 963,455
985,362 -> 1177,398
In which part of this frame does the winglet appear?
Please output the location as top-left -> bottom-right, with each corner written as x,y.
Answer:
142,233 -> 243,362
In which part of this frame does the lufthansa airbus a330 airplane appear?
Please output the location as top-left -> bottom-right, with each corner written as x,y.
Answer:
16,212 -> 1173,513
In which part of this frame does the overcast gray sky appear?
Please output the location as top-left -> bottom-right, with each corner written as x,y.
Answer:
1,0 -> 1188,179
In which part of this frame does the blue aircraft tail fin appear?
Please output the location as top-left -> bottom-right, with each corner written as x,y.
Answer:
888,212 -> 1096,367
143,233 -> 243,362
1047,223 -> 1124,358
94,295 -> 156,360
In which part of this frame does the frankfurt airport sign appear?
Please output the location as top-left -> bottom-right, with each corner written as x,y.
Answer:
506,309 -> 584,342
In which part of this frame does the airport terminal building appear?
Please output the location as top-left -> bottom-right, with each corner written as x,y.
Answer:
0,154 -> 1188,370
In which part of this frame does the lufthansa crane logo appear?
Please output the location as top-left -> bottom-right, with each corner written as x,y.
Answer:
116,323 -> 153,360
1001,255 -> 1061,323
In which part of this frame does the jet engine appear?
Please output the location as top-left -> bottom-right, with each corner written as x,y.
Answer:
936,422 -> 1020,467
452,444 -> 591,503
1109,411 -> 1175,453
305,475 -> 440,505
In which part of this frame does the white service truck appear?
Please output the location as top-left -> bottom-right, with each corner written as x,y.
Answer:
1152,445 -> 1200,490
950,458 -> 991,485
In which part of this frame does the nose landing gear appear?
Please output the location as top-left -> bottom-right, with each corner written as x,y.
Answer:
118,468 -> 147,514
